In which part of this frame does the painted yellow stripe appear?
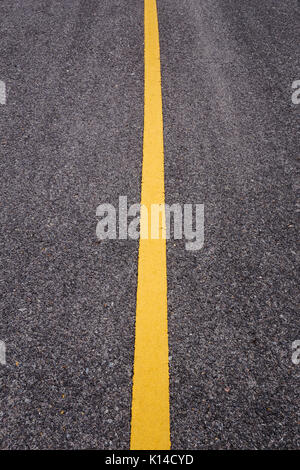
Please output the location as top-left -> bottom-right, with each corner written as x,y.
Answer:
130,0 -> 170,451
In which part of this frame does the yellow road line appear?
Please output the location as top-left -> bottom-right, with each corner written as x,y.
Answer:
130,0 -> 170,450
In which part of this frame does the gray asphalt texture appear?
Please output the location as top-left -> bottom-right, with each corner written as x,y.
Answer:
0,0 -> 299,450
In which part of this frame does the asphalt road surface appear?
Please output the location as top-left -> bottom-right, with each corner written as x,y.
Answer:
0,0 -> 299,450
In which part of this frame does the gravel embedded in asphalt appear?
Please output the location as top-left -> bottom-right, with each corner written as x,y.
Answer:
0,0 -> 299,449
